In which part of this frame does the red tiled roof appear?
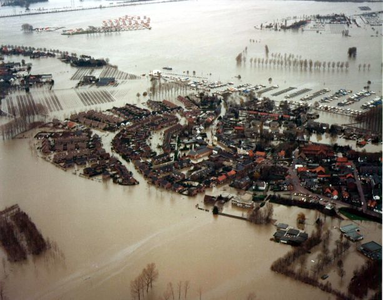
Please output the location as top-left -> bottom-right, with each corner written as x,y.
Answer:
227,170 -> 236,177
337,157 -> 348,162
312,166 -> 325,174
256,157 -> 265,164
67,122 -> 76,128
358,140 -> 367,146
255,151 -> 266,157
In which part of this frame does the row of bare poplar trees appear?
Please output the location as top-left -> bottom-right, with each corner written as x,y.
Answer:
130,263 -> 159,300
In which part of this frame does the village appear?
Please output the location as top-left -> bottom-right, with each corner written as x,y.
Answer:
31,86 -> 382,221
255,9 -> 383,33
1,45 -> 382,285
1,45 -> 379,220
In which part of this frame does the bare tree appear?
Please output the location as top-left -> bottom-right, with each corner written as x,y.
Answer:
168,282 -> 175,300
177,281 -> 182,300
130,277 -> 142,300
296,212 -> 306,224
246,292 -> 256,300
0,281 -> 6,300
138,274 -> 146,298
337,259 -> 345,280
184,281 -> 190,299
143,262 -> 159,290
160,289 -> 172,300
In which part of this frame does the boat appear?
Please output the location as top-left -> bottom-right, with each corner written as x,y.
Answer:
163,66 -> 172,70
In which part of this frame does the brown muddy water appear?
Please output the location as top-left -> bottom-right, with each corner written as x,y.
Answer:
0,0 -> 382,299
0,132 -> 381,300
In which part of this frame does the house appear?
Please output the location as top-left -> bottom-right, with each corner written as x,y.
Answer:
83,75 -> 97,84
273,227 -> 308,246
312,166 -> 326,175
358,241 -> 382,261
216,174 -> 227,185
340,224 -> 359,233
231,176 -> 252,190
96,77 -> 115,86
275,223 -> 289,230
188,147 -> 212,160
227,169 -> 236,178
300,144 -> 334,159
255,151 -> 266,158
345,230 -> 364,242
332,189 -> 339,200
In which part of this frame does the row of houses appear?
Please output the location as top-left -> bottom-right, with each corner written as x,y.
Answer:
147,99 -> 182,113
37,129 -> 138,185
70,110 -> 124,132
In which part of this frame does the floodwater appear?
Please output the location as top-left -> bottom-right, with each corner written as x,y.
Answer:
0,0 -> 382,299
2,136 -> 381,300
0,0 -> 382,93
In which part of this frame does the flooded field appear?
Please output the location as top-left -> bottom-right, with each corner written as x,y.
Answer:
0,0 -> 382,299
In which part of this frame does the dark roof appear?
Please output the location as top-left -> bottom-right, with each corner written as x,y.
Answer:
273,230 -> 286,239
276,223 -> 289,229
340,224 -> 359,233
287,228 -> 300,236
359,241 -> 382,260
360,241 -> 382,252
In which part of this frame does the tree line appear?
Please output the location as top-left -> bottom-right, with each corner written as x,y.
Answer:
130,263 -> 159,300
348,260 -> 382,299
311,231 -> 351,276
0,206 -> 48,262
131,266 -> 258,300
235,47 -> 372,72
270,222 -> 352,300
157,280 -> 257,300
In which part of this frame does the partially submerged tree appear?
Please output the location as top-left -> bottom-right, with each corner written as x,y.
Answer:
143,262 -> 159,290
184,281 -> 190,299
348,47 -> 357,58
248,202 -> 273,224
130,262 -> 159,299
297,212 -> 306,224
21,23 -> 33,32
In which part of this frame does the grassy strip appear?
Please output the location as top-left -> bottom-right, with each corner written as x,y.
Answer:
338,207 -> 377,222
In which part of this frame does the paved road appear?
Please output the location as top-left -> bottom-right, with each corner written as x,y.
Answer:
287,166 -> 333,203
351,162 -> 367,213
